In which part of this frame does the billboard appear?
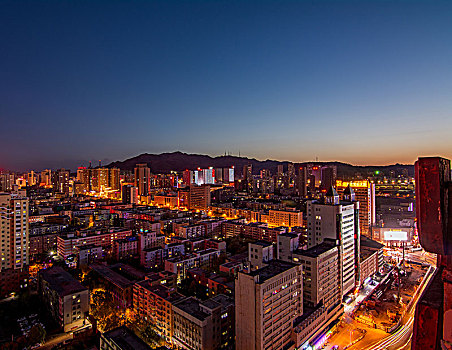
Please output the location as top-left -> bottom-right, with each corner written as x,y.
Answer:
384,231 -> 408,241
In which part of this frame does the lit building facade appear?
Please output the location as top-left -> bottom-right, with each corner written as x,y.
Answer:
307,188 -> 360,296
235,260 -> 303,350
336,180 -> 375,238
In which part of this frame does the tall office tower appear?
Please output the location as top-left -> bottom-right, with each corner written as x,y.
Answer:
27,171 -> 37,186
0,192 -> 29,296
55,168 -> 70,194
202,167 -> 215,185
320,165 -> 336,192
277,164 -> 284,176
93,168 -> 109,192
134,163 -> 151,196
307,187 -> 360,296
109,168 -> 120,191
189,184 -> 211,210
288,163 -> 295,180
296,166 -> 308,197
76,167 -> 91,193
260,169 -> 271,179
0,173 -> 14,191
41,169 -> 52,187
336,180 -> 376,238
243,164 -> 253,192
121,184 -> 138,204
214,168 -> 223,182
235,260 -> 303,350
191,170 -> 199,185
182,170 -> 191,185
223,167 -> 234,183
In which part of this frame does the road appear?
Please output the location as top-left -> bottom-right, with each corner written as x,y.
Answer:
358,265 -> 436,350
325,263 -> 435,350
38,332 -> 73,350
344,282 -> 378,315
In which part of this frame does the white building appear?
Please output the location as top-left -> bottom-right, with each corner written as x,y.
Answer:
307,186 -> 359,296
0,192 -> 29,272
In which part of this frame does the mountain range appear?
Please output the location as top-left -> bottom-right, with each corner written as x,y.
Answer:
108,151 -> 414,178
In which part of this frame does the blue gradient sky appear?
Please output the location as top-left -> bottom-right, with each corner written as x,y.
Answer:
1,0 -> 452,171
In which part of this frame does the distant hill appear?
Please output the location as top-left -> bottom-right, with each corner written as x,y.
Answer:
108,151 -> 414,177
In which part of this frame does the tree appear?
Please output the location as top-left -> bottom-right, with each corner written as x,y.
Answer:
90,289 -> 121,332
27,324 -> 46,347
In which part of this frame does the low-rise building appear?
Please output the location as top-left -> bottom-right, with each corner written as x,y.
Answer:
172,295 -> 234,350
133,282 -> 186,342
38,266 -> 89,332
100,326 -> 153,350
113,236 -> 138,261
57,228 -> 133,258
360,236 -> 384,284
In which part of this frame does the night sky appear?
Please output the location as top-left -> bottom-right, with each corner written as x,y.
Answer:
1,0 -> 452,171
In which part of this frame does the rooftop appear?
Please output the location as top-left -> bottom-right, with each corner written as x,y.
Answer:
173,297 -> 210,322
102,326 -> 152,350
250,240 -> 273,247
294,242 -> 337,258
278,232 -> 299,238
360,236 -> 385,250
247,260 -> 299,284
89,264 -> 135,289
39,266 -> 87,297
136,282 -> 185,303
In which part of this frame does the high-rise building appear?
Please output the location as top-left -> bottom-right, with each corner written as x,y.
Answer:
288,163 -> 295,180
320,165 -> 336,192
122,185 -> 138,204
0,192 -> 29,296
223,167 -> 234,183
0,173 -> 14,191
290,241 -> 344,349
109,168 -> 120,191
134,163 -> 151,196
307,187 -> 360,295
243,164 -> 253,192
214,168 -> 223,183
189,185 -> 211,210
27,171 -> 37,186
202,167 -> 215,185
182,170 -> 191,186
277,164 -> 284,176
41,169 -> 52,187
235,260 -> 303,350
76,167 -> 90,193
55,168 -> 70,194
336,179 -> 376,238
296,166 -> 308,197
293,242 -> 342,310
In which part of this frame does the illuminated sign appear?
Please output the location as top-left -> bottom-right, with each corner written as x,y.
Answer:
384,231 -> 408,241
336,180 -> 369,188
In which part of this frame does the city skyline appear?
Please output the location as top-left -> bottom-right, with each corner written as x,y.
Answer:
0,149 -> 425,173
1,0 -> 452,171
